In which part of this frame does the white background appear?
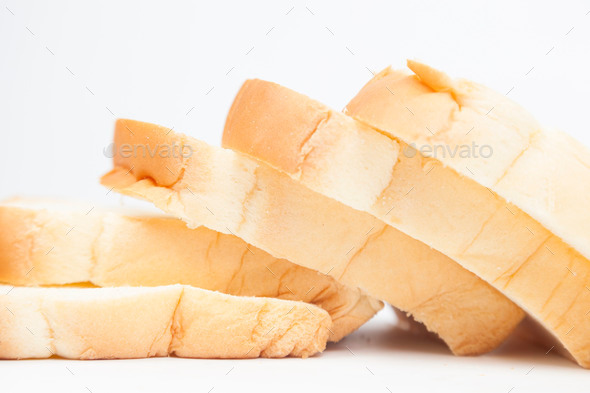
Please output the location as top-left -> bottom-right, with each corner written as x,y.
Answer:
1,0 -> 590,391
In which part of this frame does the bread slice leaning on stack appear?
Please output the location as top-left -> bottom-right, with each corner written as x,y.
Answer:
349,60 -> 590,263
101,119 -> 523,356
0,198 -> 379,342
0,284 -> 330,359
345,61 -> 590,367
221,72 -> 590,366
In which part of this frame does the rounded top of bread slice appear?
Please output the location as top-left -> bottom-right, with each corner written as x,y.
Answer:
346,59 -> 590,263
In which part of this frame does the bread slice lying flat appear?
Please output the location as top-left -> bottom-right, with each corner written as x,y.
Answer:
222,79 -> 590,367
101,119 -> 523,356
348,60 -> 590,263
0,198 -> 379,342
0,284 -> 330,359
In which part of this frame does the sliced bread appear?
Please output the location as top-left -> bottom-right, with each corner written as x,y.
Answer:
347,60 -> 590,262
0,284 -> 330,359
0,198 -> 380,342
101,119 -> 523,356
222,78 -> 590,367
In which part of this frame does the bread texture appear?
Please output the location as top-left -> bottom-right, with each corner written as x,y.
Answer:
347,60 -> 590,263
0,198 -> 380,342
101,119 -> 523,356
0,284 -> 331,359
221,77 -> 590,367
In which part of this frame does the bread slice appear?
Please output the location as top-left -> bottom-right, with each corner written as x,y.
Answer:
346,62 -> 590,367
0,198 -> 380,342
222,79 -> 590,367
101,119 -> 523,356
348,60 -> 590,263
0,284 -> 330,359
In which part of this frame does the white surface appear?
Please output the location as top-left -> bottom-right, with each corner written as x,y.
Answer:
1,0 -> 590,391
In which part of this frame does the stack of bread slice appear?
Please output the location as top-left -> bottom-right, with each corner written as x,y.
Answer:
219,61 -> 590,367
4,60 -> 589,366
102,119 -> 522,356
0,200 -> 381,359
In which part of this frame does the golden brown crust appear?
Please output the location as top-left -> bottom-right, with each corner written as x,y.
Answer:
103,119 -> 524,356
0,285 -> 330,359
224,80 -> 330,175
0,199 -> 380,342
113,119 -> 185,187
